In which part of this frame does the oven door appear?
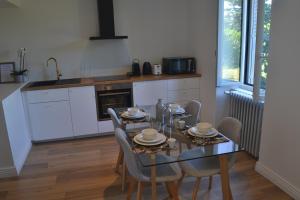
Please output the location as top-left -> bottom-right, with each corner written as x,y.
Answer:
97,89 -> 132,121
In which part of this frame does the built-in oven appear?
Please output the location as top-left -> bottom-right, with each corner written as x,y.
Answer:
95,83 -> 133,121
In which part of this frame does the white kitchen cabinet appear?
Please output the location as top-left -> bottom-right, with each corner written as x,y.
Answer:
69,86 -> 98,136
167,78 -> 200,105
98,120 -> 114,134
167,78 -> 200,91
28,101 -> 73,141
133,80 -> 168,106
26,88 -> 69,103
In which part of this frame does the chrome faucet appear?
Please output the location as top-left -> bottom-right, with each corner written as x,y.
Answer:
47,57 -> 62,80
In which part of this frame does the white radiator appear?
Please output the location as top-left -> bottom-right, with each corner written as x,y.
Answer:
228,91 -> 264,158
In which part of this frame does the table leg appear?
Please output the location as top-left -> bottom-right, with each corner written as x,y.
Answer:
219,155 -> 233,200
150,154 -> 157,200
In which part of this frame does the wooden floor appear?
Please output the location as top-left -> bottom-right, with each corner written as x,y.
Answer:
0,136 -> 293,200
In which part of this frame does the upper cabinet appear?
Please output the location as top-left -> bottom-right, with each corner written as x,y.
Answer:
0,0 -> 21,7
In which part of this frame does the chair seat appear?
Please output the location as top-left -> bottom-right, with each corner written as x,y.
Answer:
139,154 -> 182,183
179,156 -> 221,177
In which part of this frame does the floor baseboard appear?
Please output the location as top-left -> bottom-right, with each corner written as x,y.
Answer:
256,161 -> 300,200
0,166 -> 17,178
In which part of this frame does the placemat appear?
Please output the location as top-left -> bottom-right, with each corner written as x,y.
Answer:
182,130 -> 230,146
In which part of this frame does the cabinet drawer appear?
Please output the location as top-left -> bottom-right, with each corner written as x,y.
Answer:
187,89 -> 200,100
167,78 -> 200,91
26,88 -> 69,103
167,79 -> 186,91
167,90 -> 188,102
167,88 -> 200,105
187,78 -> 200,89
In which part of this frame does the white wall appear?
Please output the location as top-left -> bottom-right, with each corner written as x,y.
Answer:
0,0 -> 191,81
188,0 -> 218,124
256,0 -> 300,198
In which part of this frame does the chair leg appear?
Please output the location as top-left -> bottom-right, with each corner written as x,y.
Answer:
179,142 -> 182,153
177,171 -> 185,188
170,181 -> 179,200
115,147 -> 124,173
166,181 -> 180,200
121,162 -> 127,192
192,177 -> 201,200
127,176 -> 136,200
137,181 -> 144,200
165,182 -> 173,198
208,176 -> 213,190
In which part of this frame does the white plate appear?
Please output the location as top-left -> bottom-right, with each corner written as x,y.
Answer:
135,133 -> 164,143
133,133 -> 167,146
121,111 -> 146,119
187,127 -> 219,138
174,107 -> 185,115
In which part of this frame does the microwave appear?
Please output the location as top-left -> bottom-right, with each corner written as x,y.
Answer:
162,57 -> 196,75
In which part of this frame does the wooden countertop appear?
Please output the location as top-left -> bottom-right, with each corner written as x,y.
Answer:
0,83 -> 26,101
21,73 -> 202,91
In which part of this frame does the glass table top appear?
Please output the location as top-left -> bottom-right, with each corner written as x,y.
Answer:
114,105 -> 242,167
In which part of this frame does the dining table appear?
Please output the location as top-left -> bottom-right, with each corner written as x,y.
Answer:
113,105 -> 242,200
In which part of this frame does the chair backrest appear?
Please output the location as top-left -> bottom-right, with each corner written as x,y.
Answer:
185,100 -> 202,125
115,128 -> 144,181
217,117 -> 242,143
107,108 -> 122,129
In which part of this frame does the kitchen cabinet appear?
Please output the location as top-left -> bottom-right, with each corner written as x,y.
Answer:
26,88 -> 69,103
167,78 -> 200,105
98,120 -> 114,134
133,80 -> 168,106
69,86 -> 98,136
28,101 -> 73,141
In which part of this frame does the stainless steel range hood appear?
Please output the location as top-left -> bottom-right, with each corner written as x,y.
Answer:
90,0 -> 128,40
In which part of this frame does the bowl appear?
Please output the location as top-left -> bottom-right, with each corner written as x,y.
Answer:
127,107 -> 139,116
168,103 -> 180,112
142,128 -> 158,141
196,122 -> 213,133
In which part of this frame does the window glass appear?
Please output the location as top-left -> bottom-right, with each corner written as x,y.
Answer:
260,0 -> 272,89
221,0 -> 243,82
245,0 -> 272,88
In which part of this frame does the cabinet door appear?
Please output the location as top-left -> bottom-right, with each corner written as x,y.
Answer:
133,80 -> 167,106
29,101 -> 73,141
69,86 -> 98,136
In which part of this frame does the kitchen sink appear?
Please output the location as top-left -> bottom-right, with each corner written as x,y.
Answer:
28,78 -> 81,88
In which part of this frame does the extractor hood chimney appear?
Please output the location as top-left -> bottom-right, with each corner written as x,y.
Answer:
90,0 -> 128,40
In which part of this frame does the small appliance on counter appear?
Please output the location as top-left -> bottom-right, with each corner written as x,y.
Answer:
142,62 -> 152,75
162,57 -> 196,74
152,64 -> 162,75
131,59 -> 141,76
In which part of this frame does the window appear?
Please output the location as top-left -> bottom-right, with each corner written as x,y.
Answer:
218,0 -> 272,90
218,0 -> 246,84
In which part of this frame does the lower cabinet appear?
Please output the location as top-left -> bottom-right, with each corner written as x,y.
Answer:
24,77 -> 200,142
69,86 -> 98,136
133,80 -> 168,106
25,86 -> 99,142
28,101 -> 74,141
